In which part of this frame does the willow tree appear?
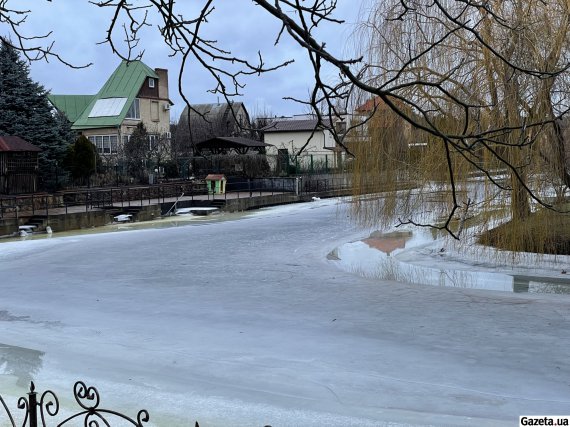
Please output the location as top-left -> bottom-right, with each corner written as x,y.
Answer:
350,0 -> 570,241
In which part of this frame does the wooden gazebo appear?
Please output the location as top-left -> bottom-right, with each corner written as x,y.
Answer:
0,136 -> 42,194
194,136 -> 272,178
195,136 -> 270,155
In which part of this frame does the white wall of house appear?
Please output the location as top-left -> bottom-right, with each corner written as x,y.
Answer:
137,98 -> 170,135
121,98 -> 170,137
265,130 -> 335,156
265,129 -> 337,171
83,128 -> 119,138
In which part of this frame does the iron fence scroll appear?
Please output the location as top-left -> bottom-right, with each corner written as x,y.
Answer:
0,381 -> 157,427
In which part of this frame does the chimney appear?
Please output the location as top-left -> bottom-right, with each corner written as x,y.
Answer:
155,68 -> 169,100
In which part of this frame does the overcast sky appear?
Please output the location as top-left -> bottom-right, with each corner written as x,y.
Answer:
17,1 -> 366,120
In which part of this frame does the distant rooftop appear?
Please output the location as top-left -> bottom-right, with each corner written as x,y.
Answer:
177,102 -> 250,144
197,136 -> 271,149
263,118 -> 331,133
0,136 -> 41,152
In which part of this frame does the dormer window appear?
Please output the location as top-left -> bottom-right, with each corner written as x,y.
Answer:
149,78 -> 155,88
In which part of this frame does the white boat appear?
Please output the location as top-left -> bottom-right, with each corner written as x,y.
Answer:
114,214 -> 133,222
174,207 -> 193,215
174,207 -> 219,216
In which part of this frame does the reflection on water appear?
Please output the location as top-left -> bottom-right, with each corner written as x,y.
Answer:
363,231 -> 412,255
0,343 -> 44,387
336,231 -> 570,295
513,275 -> 570,294
2,210 -> 252,243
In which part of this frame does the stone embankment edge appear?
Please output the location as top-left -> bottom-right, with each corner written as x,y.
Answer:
0,190 -> 350,238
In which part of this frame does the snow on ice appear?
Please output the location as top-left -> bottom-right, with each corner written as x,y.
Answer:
0,199 -> 568,426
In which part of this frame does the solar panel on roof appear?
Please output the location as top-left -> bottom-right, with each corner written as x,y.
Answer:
88,98 -> 128,118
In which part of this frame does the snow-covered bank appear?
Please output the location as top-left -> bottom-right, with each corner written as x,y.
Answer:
0,199 -> 569,426
333,224 -> 570,294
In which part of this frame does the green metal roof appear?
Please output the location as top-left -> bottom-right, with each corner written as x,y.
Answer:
70,60 -> 159,130
47,94 -> 94,123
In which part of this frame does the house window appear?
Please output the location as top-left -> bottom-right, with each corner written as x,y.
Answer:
126,98 -> 140,119
335,120 -> 347,134
151,101 -> 159,122
110,135 -> 118,153
103,138 -> 111,154
88,135 -> 119,155
149,78 -> 155,88
120,134 -> 159,151
149,134 -> 158,151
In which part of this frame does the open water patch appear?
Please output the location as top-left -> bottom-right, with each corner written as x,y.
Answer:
513,275 -> 570,294
1,210 -> 252,243
331,231 -> 570,295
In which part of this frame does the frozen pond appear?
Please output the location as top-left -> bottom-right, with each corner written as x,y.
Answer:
0,199 -> 569,426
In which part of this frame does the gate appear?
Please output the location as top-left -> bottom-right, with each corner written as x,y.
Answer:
0,380 -> 276,426
0,381 -> 195,427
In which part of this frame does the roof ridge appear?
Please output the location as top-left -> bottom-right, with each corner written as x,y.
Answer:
0,135 -> 42,152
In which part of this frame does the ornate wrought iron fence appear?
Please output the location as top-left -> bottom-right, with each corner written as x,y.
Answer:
0,382 -> 279,426
0,381 -> 184,427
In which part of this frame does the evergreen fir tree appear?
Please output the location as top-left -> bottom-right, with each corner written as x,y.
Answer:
64,135 -> 96,186
125,122 -> 149,182
0,41 -> 73,189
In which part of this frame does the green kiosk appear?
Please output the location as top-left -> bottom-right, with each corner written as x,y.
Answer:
205,174 -> 227,195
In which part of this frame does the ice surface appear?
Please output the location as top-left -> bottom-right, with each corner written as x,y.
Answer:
0,198 -> 569,426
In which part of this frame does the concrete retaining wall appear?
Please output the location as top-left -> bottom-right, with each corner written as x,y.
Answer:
224,194 -> 300,212
134,205 -> 162,221
46,211 -> 111,232
0,218 -> 20,237
0,211 -> 110,237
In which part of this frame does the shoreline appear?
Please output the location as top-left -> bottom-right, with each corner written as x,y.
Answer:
343,228 -> 570,295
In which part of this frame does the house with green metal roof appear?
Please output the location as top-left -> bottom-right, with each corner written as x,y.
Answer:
48,60 -> 172,156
